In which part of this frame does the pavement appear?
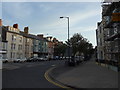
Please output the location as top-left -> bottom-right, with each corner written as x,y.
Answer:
49,57 -> 119,89
0,70 -> 2,90
0,61 -> 2,90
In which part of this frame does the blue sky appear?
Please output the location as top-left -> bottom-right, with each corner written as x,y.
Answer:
2,2 -> 102,47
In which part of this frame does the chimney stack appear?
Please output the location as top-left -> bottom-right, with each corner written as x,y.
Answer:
47,36 -> 52,41
24,27 -> 29,34
13,24 -> 18,29
37,34 -> 44,38
0,19 -> 2,26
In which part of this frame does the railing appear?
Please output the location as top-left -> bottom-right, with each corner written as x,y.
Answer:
102,2 -> 112,16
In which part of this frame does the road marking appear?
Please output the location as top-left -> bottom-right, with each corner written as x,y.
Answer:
44,67 -> 74,90
51,65 -> 55,67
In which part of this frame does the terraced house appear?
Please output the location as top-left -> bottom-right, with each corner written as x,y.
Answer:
0,19 -> 58,62
4,24 -> 25,62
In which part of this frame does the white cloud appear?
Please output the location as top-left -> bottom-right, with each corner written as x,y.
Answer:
31,8 -> 100,32
71,26 -> 96,33
2,2 -> 100,47
69,10 -> 100,27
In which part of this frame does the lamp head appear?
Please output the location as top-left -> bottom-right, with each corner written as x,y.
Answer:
60,17 -> 64,18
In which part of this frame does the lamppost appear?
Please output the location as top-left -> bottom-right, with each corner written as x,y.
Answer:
60,17 -> 69,43
60,16 -> 70,61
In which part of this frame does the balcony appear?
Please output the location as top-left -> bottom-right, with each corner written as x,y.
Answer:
112,46 -> 120,53
102,2 -> 114,16
104,16 -> 113,28
102,2 -> 120,16
106,42 -> 120,54
102,4 -> 112,16
106,30 -> 120,41
104,14 -> 120,28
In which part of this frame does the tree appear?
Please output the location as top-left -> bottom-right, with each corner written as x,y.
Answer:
67,33 -> 94,60
54,43 -> 67,57
68,33 -> 84,56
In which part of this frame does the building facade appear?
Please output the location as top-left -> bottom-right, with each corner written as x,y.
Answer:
5,24 -> 25,61
46,36 -> 54,59
1,26 -> 7,60
20,27 -> 33,59
96,22 -> 105,63
96,1 -> 120,71
0,19 -> 61,62
0,20 -> 8,61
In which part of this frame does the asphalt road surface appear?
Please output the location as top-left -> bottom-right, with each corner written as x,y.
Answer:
2,60 -> 65,89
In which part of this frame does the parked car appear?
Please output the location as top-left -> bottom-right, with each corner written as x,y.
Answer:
26,57 -> 34,62
43,57 -> 48,61
13,59 -> 21,63
75,56 -> 83,65
32,57 -> 38,62
65,56 -> 76,66
62,57 -> 66,60
37,57 -> 44,61
2,59 -> 8,63
18,58 -> 27,63
13,58 -> 27,63
21,58 -> 27,62
53,56 -> 60,60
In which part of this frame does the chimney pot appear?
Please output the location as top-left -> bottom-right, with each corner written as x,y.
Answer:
24,27 -> 29,34
13,24 -> 18,29
0,19 -> 2,26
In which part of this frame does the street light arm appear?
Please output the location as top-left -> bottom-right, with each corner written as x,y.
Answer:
60,17 -> 69,19
60,17 -> 64,18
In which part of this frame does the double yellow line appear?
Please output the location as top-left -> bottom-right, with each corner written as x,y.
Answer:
44,67 -> 74,90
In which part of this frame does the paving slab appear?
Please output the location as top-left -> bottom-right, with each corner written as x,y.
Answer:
51,59 -> 118,89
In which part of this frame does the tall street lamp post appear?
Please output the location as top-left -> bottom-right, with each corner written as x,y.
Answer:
60,16 -> 70,61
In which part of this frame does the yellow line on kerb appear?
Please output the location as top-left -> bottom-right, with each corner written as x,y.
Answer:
44,67 -> 74,90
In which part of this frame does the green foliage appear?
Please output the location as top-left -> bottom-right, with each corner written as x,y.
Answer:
54,33 -> 94,58
54,43 -> 67,56
68,33 -> 94,57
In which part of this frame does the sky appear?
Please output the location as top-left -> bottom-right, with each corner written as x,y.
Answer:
1,1 -> 102,47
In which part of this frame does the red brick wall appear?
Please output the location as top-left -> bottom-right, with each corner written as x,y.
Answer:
0,19 -> 2,26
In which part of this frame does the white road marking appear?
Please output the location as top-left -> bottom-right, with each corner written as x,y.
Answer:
51,65 -> 56,67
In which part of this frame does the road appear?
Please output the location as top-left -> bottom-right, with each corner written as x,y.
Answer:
2,60 -> 65,89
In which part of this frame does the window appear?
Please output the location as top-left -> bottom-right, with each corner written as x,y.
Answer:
11,43 -> 13,50
12,35 -> 16,41
100,38 -> 102,46
18,45 -> 22,50
114,28 -> 118,34
27,38 -> 29,43
19,37 -> 22,42
2,43 -> 7,50
11,52 -> 12,58
18,45 -> 20,50
13,44 -> 16,49
13,52 -> 15,58
21,45 -> 22,50
14,36 -> 16,40
12,35 -> 14,41
99,27 -> 101,33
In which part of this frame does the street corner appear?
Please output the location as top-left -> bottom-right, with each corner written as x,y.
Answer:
44,66 -> 75,90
